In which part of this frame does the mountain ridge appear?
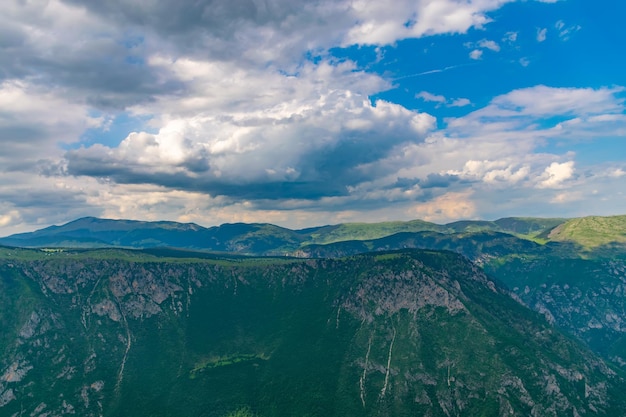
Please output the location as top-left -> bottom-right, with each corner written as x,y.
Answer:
0,215 -> 573,254
1,247 -> 624,416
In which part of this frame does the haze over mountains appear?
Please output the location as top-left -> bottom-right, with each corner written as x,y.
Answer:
2,214 -> 626,416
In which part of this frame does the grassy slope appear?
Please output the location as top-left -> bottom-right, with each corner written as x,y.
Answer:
547,215 -> 626,249
304,219 -> 447,245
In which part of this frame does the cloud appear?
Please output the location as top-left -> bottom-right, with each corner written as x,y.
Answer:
409,191 -> 476,223
447,86 -> 625,133
449,98 -> 471,107
609,168 -> 626,178
555,20 -> 581,41
65,63 -> 437,201
342,0 -> 514,45
0,80 -> 103,166
417,92 -> 471,108
537,161 -> 575,188
550,191 -> 582,204
477,39 -> 500,52
349,84 -> 625,220
0,0 -> 624,235
537,28 -> 547,42
0,211 -> 21,228
469,49 -> 483,60
503,31 -> 518,42
416,91 -> 447,104
449,160 -> 531,185
464,38 -> 500,58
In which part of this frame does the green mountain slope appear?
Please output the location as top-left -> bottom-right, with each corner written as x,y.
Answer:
292,229 -> 626,369
0,215 -> 569,255
484,254 -> 626,368
547,215 -> 626,249
0,217 -> 308,254
303,219 -> 448,245
1,248 -> 624,416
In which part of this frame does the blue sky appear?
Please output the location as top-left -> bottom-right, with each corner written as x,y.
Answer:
0,0 -> 625,234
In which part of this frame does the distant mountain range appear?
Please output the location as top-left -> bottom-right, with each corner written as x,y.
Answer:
2,214 -> 626,256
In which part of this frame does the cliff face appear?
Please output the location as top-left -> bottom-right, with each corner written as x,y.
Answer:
486,256 -> 626,367
1,248 -> 624,417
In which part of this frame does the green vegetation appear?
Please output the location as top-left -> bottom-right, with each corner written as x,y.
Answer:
1,249 -> 625,416
547,215 -> 626,249
305,219 -> 446,244
190,353 -> 270,378
4,214 -> 626,416
0,215 -> 572,255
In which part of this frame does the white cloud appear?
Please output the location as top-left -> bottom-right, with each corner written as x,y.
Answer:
449,98 -> 471,107
537,161 -> 575,188
0,210 -> 21,228
555,20 -> 581,41
551,191 -> 582,204
66,56 -> 436,195
0,0 -> 623,235
343,0 -> 515,46
409,191 -> 476,223
449,160 -> 531,185
477,39 -> 501,51
503,31 -> 518,42
455,85 -> 625,125
416,91 -> 447,104
417,92 -> 471,108
469,49 -> 483,60
537,28 -> 547,42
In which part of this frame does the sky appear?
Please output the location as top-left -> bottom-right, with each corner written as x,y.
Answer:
1,0 -> 625,235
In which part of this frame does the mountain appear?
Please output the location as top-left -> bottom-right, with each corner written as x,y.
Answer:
0,217 -> 308,254
483,254 -> 626,369
291,229 -> 626,369
0,216 -> 568,254
1,247 -> 624,416
4,214 -> 626,377
546,215 -> 626,250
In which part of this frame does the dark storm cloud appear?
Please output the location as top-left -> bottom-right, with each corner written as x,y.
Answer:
61,0 -> 277,34
64,148 -> 348,200
64,143 -> 359,200
0,33 -> 182,110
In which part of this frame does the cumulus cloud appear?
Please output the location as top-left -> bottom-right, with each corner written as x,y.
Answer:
0,0 -> 624,235
537,161 -> 575,188
350,84 -> 625,219
66,71 -> 437,200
